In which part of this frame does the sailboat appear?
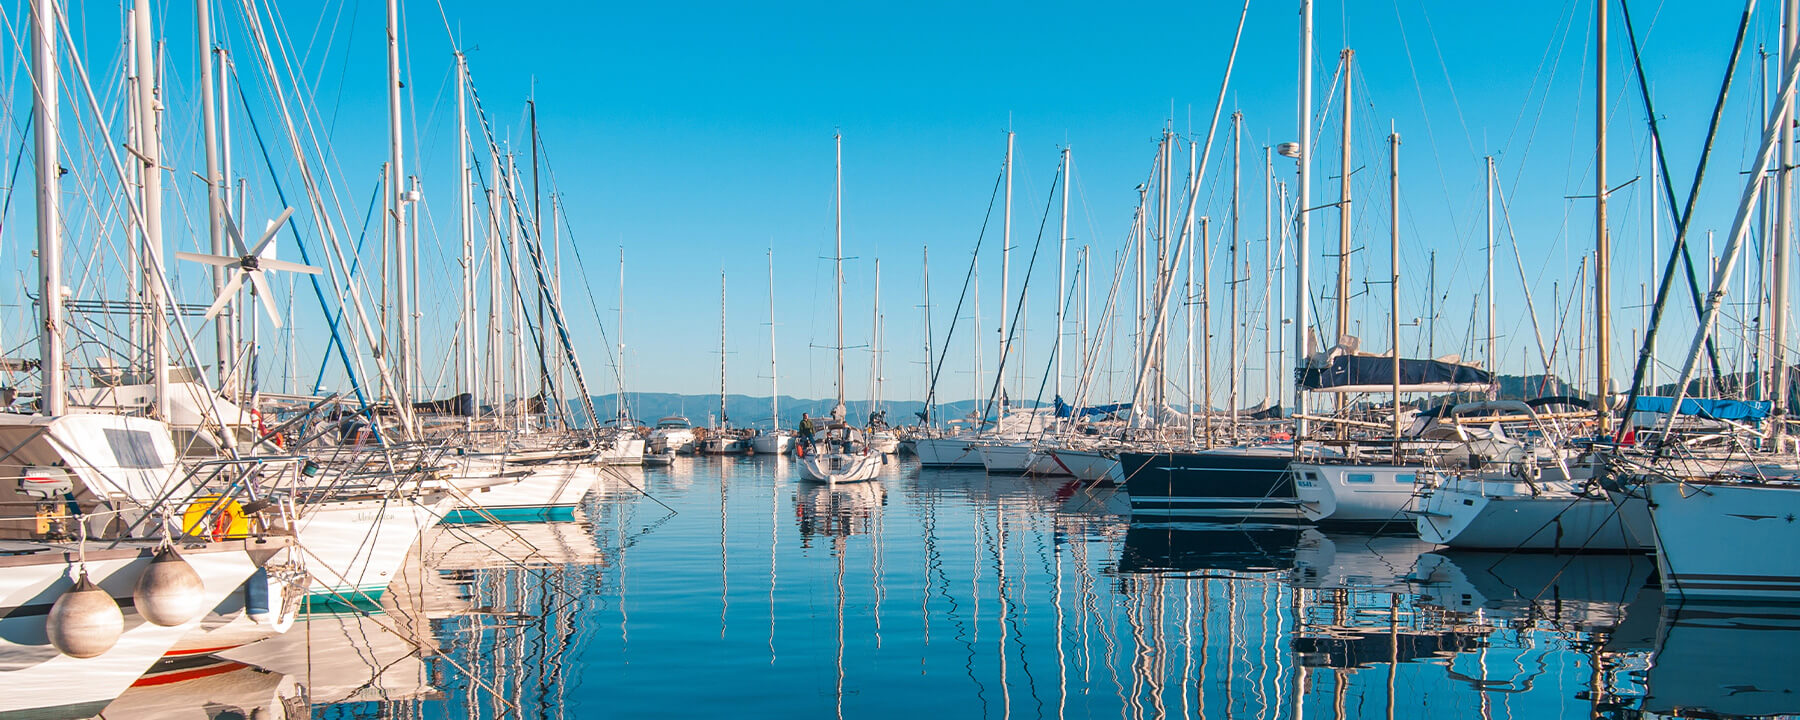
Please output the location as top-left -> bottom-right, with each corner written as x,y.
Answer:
798,132 -> 884,485
1619,16 -> 1800,600
753,249 -> 797,455
701,272 -> 748,454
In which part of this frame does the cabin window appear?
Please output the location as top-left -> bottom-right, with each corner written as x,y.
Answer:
1396,474 -> 1416,484
103,428 -> 163,469
1348,473 -> 1374,484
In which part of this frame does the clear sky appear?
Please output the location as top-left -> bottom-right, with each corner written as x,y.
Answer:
2,0 -> 1785,414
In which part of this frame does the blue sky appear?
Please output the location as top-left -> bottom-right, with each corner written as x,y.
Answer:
2,0 -> 1785,413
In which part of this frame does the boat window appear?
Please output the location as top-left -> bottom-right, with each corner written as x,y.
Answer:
103,428 -> 164,469
1348,473 -> 1374,484
1396,474 -> 1416,484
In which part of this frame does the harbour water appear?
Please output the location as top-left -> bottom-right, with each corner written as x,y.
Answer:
111,457 -> 1798,719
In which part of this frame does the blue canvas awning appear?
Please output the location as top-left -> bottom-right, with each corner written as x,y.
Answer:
1632,396 -> 1770,422
1054,396 -> 1131,419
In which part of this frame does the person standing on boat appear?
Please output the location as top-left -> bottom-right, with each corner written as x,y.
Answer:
799,412 -> 815,440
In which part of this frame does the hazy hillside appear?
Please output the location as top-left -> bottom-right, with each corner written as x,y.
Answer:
581,393 -> 1026,429
571,369 -> 1797,428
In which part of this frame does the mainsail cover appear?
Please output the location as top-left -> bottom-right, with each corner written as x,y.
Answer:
1298,354 -> 1492,394
1054,396 -> 1132,419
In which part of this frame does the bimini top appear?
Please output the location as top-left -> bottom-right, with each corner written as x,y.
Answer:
653,416 -> 694,429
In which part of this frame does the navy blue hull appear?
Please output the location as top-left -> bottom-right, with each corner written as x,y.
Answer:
1117,450 -> 1300,519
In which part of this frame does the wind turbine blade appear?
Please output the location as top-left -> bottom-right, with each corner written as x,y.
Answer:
249,272 -> 283,328
250,207 -> 296,256
175,251 -> 243,268
224,213 -> 251,256
204,273 -> 247,321
258,258 -> 324,275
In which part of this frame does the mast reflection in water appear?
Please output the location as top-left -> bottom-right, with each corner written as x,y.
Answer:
123,458 -> 1800,719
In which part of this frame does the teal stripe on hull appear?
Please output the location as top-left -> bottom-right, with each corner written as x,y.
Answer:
304,587 -> 389,613
441,506 -> 577,524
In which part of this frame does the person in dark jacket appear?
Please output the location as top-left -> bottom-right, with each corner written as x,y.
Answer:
798,413 -> 815,440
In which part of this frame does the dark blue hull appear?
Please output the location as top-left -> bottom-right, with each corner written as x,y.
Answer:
1117,450 -> 1300,519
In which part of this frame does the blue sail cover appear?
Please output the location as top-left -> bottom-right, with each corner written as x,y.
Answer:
1632,396 -> 1770,422
1298,355 -> 1492,393
1054,396 -> 1131,419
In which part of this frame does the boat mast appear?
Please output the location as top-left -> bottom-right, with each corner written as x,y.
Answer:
386,0 -> 411,417
33,0 -> 62,416
1185,174 -> 1197,444
1773,0 -> 1796,442
511,155 -> 529,429
219,47 -> 237,390
457,52 -> 476,428
1000,131 -> 1014,407
1230,111 -> 1242,437
712,270 -> 720,428
1160,130 -> 1174,416
1180,145 -> 1195,441
921,245 -> 934,428
1390,128 -> 1403,450
1336,49 -> 1354,430
487,154 -> 505,429
834,131 -> 846,419
1595,0 -> 1612,431
1057,146 -> 1069,410
618,245 -> 627,422
196,0 -> 229,391
131,0 -> 169,417
769,249 -> 780,431
1264,148 -> 1274,406
1294,0 -> 1315,437
1657,33 -> 1800,442
1486,156 -> 1496,397
1201,215 -> 1213,448
867,259 -> 874,415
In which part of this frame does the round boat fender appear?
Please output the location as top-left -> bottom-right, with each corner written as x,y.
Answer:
48,573 -> 123,658
133,546 -> 207,627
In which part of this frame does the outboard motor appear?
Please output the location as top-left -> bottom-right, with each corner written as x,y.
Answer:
19,466 -> 76,540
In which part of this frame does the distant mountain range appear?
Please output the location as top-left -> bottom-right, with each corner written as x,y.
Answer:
581,392 -> 1016,429
573,370 -> 1796,428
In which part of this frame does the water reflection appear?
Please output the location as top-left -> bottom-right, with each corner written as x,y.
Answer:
96,461 -> 1800,719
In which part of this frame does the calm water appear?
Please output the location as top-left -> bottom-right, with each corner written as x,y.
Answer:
108,456 -> 1800,719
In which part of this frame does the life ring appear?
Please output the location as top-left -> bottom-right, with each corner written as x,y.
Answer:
182,496 -> 253,541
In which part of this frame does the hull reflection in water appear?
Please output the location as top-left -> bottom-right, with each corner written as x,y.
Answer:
1642,596 -> 1800,718
1118,521 -> 1305,574
137,460 -> 1800,719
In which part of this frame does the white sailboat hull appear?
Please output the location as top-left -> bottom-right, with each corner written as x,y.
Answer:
1646,481 -> 1800,601
1047,448 -> 1118,482
752,432 -> 794,455
295,492 -> 455,603
648,428 -> 697,454
1291,462 -> 1424,524
596,436 -> 646,465
913,436 -> 983,468
1415,477 -> 1651,551
0,542 -> 267,718
444,459 -> 600,521
978,442 -> 1068,476
799,451 -> 884,484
